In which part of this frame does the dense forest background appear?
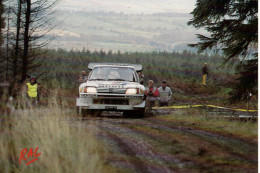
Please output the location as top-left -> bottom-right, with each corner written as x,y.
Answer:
39,49 -> 234,89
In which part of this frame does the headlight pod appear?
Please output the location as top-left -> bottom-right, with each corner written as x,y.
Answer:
84,87 -> 97,93
126,88 -> 137,95
126,88 -> 142,95
126,88 -> 144,95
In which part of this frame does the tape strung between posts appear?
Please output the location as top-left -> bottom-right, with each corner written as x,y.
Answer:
153,105 -> 258,112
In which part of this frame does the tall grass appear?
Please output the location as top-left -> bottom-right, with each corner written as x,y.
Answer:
0,103 -> 109,173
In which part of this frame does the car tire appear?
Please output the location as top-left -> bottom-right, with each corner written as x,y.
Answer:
82,109 -> 101,117
135,108 -> 145,118
123,109 -> 145,118
76,106 -> 81,115
77,107 -> 91,117
82,109 -> 95,117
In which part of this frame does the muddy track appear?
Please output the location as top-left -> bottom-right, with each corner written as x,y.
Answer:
143,118 -> 257,161
99,129 -> 149,173
83,117 -> 257,159
73,116 -> 257,173
67,118 -> 149,172
81,118 -> 183,173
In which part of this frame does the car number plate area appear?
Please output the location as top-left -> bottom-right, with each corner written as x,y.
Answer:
105,106 -> 117,110
76,98 -> 89,106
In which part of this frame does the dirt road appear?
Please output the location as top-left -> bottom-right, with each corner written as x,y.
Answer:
67,112 -> 257,173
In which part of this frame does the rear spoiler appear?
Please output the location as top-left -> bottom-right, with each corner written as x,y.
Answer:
88,63 -> 143,72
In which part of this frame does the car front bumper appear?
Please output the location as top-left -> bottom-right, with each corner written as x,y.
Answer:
76,93 -> 145,110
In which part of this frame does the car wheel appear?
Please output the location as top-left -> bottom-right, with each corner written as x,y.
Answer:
82,109 -> 101,117
82,109 -> 94,117
123,109 -> 145,118
135,109 -> 145,118
77,107 -> 90,117
77,106 -> 81,115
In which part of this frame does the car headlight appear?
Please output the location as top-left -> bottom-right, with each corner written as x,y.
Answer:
84,87 -> 97,93
126,88 -> 137,95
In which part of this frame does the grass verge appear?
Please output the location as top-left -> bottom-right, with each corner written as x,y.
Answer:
154,109 -> 257,143
0,106 -> 111,173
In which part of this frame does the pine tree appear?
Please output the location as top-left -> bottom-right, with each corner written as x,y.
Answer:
188,0 -> 258,101
229,59 -> 258,102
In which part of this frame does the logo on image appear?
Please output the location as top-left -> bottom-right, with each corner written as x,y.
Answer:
19,147 -> 41,165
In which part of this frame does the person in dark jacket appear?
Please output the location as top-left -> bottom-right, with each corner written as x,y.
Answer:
202,63 -> 208,85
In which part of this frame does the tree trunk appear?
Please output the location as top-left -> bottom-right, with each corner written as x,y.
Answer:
22,0 -> 31,82
5,5 -> 10,81
14,0 -> 22,80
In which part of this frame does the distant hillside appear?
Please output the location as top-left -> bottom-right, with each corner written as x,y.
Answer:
48,11 -> 205,52
60,0 -> 196,14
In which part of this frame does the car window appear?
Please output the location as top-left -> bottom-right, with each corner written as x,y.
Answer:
89,67 -> 138,82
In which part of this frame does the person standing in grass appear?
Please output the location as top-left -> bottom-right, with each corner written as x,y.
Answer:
144,80 -> 160,107
202,63 -> 208,86
26,76 -> 40,106
158,80 -> 172,107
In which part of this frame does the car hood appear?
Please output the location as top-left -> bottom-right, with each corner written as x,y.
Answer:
80,80 -> 144,89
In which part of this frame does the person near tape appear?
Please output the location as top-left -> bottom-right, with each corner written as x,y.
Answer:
26,76 -> 40,105
202,63 -> 208,85
144,80 -> 159,107
158,80 -> 172,107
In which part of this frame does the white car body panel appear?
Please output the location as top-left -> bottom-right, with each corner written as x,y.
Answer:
77,64 -> 146,112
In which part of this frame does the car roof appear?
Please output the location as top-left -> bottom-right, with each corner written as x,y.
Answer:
93,65 -> 135,69
88,63 -> 142,71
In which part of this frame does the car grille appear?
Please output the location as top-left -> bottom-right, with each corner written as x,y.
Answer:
97,88 -> 126,94
93,98 -> 129,105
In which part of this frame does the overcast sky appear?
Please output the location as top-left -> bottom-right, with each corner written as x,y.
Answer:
60,0 -> 197,14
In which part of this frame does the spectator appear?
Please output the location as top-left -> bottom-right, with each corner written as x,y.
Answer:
138,71 -> 144,84
26,76 -> 40,106
78,76 -> 84,83
202,63 -> 208,85
158,80 -> 172,106
81,71 -> 88,82
144,80 -> 159,107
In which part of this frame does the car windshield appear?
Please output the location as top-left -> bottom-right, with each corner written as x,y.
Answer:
89,66 -> 138,82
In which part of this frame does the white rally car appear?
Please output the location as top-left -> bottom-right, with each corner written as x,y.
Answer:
76,63 -> 146,117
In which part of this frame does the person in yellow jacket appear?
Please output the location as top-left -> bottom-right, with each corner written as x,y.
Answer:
202,63 -> 208,86
26,76 -> 40,104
